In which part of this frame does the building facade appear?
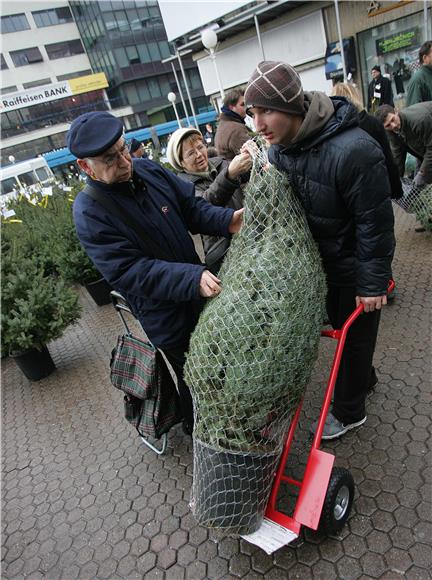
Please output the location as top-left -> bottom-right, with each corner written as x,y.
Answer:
1,0 -> 209,168
165,0 -> 430,111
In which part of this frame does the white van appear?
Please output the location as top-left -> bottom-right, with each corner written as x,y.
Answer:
0,157 -> 55,202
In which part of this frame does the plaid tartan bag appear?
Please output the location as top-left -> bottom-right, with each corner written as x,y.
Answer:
110,334 -> 181,439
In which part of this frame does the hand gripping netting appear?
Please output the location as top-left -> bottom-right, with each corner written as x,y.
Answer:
184,144 -> 327,535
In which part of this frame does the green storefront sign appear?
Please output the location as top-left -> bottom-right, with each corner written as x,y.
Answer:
376,28 -> 419,56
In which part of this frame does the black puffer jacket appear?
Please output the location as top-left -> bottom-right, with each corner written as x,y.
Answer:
269,95 -> 395,296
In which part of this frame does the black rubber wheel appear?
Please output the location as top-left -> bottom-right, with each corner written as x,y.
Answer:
320,467 -> 354,535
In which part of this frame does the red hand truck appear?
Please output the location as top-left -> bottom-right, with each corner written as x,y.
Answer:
243,281 -> 395,553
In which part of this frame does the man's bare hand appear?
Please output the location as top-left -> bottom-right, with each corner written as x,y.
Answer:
355,295 -> 387,312
199,270 -> 222,298
228,208 -> 244,233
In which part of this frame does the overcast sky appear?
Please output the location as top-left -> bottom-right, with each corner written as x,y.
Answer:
158,1 -> 251,42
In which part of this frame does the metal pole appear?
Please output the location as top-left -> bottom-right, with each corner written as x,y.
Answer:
334,0 -> 347,82
170,61 -> 191,126
210,48 -> 225,103
171,101 -> 181,128
177,51 -> 199,129
424,0 -> 429,41
254,14 -> 265,60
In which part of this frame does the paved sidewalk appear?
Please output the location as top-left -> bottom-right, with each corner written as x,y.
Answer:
2,206 -> 431,579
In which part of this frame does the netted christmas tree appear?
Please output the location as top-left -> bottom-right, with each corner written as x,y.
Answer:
184,144 -> 327,535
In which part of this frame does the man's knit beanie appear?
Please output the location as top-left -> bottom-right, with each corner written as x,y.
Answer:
244,61 -> 305,116
167,127 -> 202,171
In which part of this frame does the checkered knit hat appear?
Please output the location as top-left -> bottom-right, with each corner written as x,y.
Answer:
245,61 -> 305,116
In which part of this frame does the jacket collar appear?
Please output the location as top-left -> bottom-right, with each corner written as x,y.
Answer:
86,171 -> 138,196
220,107 -> 245,124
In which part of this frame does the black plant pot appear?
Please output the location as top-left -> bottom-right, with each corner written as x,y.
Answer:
11,345 -> 56,381
85,277 -> 112,306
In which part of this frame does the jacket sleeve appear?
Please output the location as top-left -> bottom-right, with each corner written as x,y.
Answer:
418,122 -> 432,182
388,131 -> 407,177
337,138 -> 395,296
73,197 -> 205,303
228,124 -> 250,157
373,122 -> 404,199
157,165 -> 235,236
195,164 -> 240,206
405,75 -> 422,107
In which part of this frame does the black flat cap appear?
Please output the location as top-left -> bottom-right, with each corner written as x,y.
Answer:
66,112 -> 123,158
129,138 -> 141,154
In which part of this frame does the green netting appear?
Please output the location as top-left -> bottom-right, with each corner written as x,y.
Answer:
184,144 -> 327,535
396,180 -> 432,231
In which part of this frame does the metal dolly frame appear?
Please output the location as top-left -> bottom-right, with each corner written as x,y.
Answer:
243,280 -> 395,552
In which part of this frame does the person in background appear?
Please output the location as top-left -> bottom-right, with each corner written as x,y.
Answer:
332,82 -> 403,199
376,101 -> 432,232
129,139 -> 146,158
167,127 -> 252,274
215,88 -> 251,160
245,61 -> 395,440
368,65 -> 394,113
375,102 -> 432,189
406,41 -> 432,106
203,123 -> 215,146
70,112 -> 244,435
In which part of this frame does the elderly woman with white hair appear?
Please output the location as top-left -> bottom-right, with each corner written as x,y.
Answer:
167,127 -> 252,273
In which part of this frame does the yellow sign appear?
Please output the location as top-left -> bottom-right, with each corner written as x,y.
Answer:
69,72 -> 108,95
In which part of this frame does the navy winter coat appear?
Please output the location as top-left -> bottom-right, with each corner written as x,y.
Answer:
73,158 -> 234,350
269,96 -> 395,296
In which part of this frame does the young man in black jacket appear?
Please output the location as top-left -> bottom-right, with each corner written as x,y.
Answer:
244,61 -> 395,440
368,65 -> 394,113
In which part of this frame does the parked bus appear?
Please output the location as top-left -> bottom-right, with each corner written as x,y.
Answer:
0,157 -> 55,201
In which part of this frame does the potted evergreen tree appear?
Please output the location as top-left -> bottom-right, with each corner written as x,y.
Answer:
1,251 -> 81,380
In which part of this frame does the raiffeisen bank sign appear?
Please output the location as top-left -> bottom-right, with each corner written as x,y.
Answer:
0,73 -> 108,113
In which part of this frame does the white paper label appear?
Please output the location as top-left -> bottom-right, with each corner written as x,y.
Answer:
241,517 -> 298,555
42,187 -> 53,196
2,209 -> 16,218
63,186 -> 72,192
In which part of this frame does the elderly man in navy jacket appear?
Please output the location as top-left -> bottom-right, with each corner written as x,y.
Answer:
69,112 -> 244,434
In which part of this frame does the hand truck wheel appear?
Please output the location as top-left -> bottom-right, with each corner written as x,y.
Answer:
319,466 -> 354,535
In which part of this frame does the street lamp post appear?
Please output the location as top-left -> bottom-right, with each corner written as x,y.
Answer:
167,92 -> 181,128
201,28 -> 225,109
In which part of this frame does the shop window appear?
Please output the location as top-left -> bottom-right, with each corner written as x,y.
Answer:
1,86 -> 17,95
148,78 -> 161,98
124,83 -> 140,105
45,39 -> 85,60
23,78 -> 51,89
57,70 -> 92,81
358,11 -> 430,108
137,44 -> 151,64
159,41 -> 171,60
1,54 -> 8,70
1,13 -> 30,34
137,82 -> 150,101
148,42 -> 160,61
126,46 -> 140,64
10,47 -> 43,67
32,7 -> 73,27
114,10 -> 129,31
